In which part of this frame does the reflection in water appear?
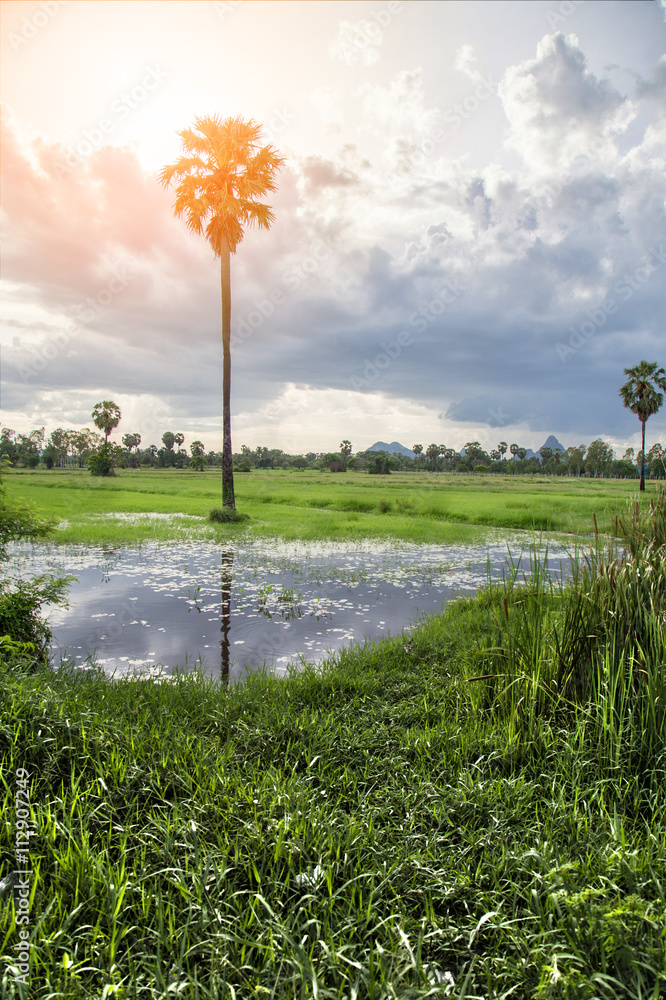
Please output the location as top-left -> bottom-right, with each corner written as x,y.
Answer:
8,534 -> 573,682
220,548 -> 233,687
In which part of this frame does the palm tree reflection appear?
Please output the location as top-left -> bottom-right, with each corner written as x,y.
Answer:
220,548 -> 234,687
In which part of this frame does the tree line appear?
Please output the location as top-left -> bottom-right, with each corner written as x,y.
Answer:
3,423 -> 664,480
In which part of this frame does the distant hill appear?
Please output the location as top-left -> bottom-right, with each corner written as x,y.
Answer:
366,441 -> 415,458
540,435 -> 566,454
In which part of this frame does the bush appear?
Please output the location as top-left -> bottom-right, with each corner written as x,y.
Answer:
0,575 -> 71,666
88,447 -> 116,477
208,507 -> 250,524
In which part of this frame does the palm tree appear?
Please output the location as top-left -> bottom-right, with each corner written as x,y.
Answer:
92,401 -> 121,452
340,440 -> 352,459
509,443 -> 519,460
426,443 -> 440,470
412,444 -> 423,467
498,441 -> 507,458
160,115 -> 284,509
620,361 -> 666,491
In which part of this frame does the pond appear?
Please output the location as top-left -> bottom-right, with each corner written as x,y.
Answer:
9,528 -> 573,685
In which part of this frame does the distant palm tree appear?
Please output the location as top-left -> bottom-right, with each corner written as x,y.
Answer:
426,443 -> 440,470
498,441 -> 507,458
340,440 -> 352,459
412,444 -> 423,465
160,115 -> 284,508
509,443 -> 519,460
92,400 -> 121,453
620,361 -> 666,491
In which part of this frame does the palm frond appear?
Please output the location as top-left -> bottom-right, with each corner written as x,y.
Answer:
160,114 -> 284,254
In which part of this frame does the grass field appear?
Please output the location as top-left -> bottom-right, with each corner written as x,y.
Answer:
2,471 -> 665,997
3,467 -> 653,547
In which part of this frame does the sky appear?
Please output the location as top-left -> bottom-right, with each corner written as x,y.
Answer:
1,0 -> 665,456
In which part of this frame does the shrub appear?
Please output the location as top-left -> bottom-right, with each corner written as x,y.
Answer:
88,448 -> 116,477
208,507 -> 250,524
0,575 -> 71,666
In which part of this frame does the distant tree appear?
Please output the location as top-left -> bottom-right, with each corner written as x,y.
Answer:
509,443 -> 519,460
490,450 -> 500,462
517,448 -> 527,461
90,401 -> 121,476
174,432 -> 185,450
190,440 -> 205,457
412,444 -> 423,465
464,441 -> 484,465
162,432 -> 176,452
647,442 -> 666,479
620,361 -> 666,491
92,402 -> 121,450
367,451 -> 392,475
498,441 -> 507,458
539,446 -> 553,470
340,440 -> 352,459
426,443 -> 440,470
622,447 -> 635,464
160,115 -> 284,509
565,445 -> 586,477
585,439 -> 614,478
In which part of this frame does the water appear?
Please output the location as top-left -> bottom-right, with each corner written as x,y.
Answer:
9,532 -> 572,684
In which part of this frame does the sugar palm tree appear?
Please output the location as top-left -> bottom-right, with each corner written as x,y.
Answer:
620,361 -> 666,491
159,115 -> 284,508
92,401 -> 121,452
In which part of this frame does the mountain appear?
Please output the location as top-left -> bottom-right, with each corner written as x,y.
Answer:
540,435 -> 566,454
511,435 -> 567,460
366,441 -> 415,458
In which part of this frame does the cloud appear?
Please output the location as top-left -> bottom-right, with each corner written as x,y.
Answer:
2,28 -> 665,454
499,32 -> 635,174
310,87 -> 344,133
454,44 -> 483,84
329,19 -> 384,67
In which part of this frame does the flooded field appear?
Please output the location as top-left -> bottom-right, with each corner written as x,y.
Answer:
10,528 -> 572,684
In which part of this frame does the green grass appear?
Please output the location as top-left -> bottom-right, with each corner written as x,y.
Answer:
3,468 -> 656,547
2,476 -> 665,997
2,580 -> 665,997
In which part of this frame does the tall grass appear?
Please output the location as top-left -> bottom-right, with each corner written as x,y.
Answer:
1,493 -> 665,997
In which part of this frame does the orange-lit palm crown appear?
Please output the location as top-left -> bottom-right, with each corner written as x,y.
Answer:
158,114 -> 284,255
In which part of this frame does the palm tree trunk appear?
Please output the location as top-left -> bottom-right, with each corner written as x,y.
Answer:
640,418 -> 646,492
220,237 -> 235,509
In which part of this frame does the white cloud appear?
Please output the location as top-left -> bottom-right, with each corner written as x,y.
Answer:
454,43 -> 483,84
310,87 -> 343,133
499,32 -> 635,175
329,19 -> 383,68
